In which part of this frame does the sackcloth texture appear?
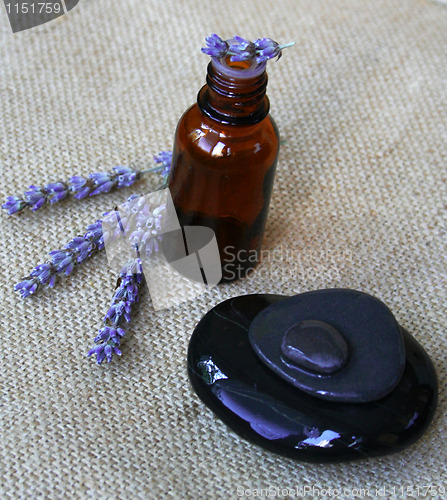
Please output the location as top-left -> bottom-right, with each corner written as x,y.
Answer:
0,0 -> 446,498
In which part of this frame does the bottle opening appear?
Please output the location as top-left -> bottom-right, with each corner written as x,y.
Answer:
212,55 -> 266,80
223,56 -> 252,71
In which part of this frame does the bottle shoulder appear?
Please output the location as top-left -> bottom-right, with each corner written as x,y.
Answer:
175,103 -> 279,152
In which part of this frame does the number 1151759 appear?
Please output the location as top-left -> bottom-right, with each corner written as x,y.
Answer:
5,2 -> 62,14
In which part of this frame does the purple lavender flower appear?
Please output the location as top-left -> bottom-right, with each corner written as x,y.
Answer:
2,196 -> 28,215
14,278 -> 39,298
89,172 -> 116,196
201,33 -> 228,58
24,185 -> 48,211
14,217 -> 105,298
87,193 -> 169,365
69,176 -> 90,200
88,258 -> 144,365
69,166 -> 137,198
254,38 -> 282,63
201,34 -> 295,64
115,166 -> 139,188
30,263 -> 56,286
153,151 -> 173,178
45,182 -> 69,204
49,249 -> 75,275
228,36 -> 256,62
2,154 -> 171,215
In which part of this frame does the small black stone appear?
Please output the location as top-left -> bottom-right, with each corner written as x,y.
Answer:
187,293 -> 438,463
280,320 -> 349,375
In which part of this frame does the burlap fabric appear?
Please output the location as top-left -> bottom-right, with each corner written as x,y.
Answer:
1,0 -> 446,498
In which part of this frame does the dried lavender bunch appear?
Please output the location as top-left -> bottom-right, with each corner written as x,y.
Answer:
13,152 -> 171,298
201,34 -> 295,64
12,151 -> 172,366
88,258 -> 144,365
2,151 -> 172,215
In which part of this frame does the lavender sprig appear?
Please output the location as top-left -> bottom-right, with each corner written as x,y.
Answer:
201,34 -> 295,64
201,33 -> 229,58
2,166 -> 139,215
87,191 -> 169,364
2,151 -> 173,215
14,219 -> 105,298
88,258 -> 144,365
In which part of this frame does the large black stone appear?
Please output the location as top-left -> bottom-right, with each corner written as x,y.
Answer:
249,290 -> 406,403
187,294 -> 438,463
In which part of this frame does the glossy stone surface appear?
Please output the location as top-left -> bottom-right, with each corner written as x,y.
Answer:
249,290 -> 406,403
281,320 -> 349,375
188,294 -> 438,463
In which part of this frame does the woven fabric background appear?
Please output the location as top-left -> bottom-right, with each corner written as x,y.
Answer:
1,0 -> 446,498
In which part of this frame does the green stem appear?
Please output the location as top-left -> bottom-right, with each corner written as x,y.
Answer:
139,165 -> 165,176
279,42 -> 295,49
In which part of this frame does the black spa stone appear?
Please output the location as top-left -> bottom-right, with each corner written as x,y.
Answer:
187,292 -> 438,463
249,290 -> 406,403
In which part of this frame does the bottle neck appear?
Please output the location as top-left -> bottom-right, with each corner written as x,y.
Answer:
197,57 -> 270,126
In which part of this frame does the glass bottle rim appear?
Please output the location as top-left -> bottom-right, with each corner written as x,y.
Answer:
211,39 -> 267,80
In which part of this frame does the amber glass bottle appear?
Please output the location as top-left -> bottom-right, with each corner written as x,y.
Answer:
168,53 -> 280,282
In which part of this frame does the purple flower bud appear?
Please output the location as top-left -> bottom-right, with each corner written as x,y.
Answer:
48,274 -> 56,288
87,345 -> 103,357
30,263 -> 55,285
49,249 -> 70,265
48,249 -> 75,275
73,186 -> 91,199
65,236 -> 87,249
90,180 -> 116,196
89,172 -> 112,184
201,34 -> 293,65
24,185 -> 46,205
59,256 -> 75,275
69,176 -> 88,190
14,279 -> 39,298
228,36 -> 256,62
65,237 -> 94,263
254,38 -> 281,62
96,349 -> 106,365
31,197 -> 46,211
24,186 -> 47,211
84,221 -> 103,241
113,166 -> 139,189
45,182 -> 68,193
201,33 -> 228,58
2,196 -> 28,214
49,190 -> 69,204
104,345 -> 113,362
